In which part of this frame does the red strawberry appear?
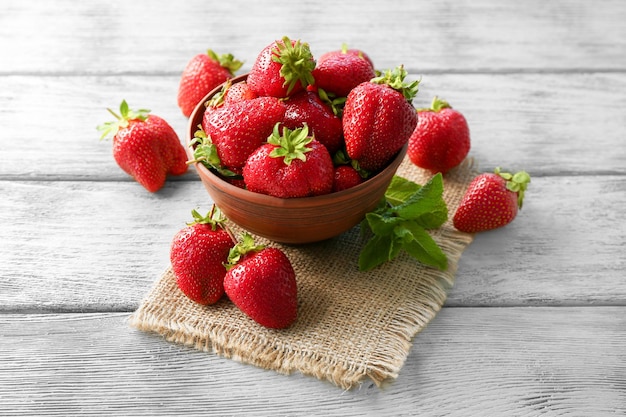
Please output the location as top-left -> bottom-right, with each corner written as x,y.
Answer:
224,80 -> 258,105
282,91 -> 344,155
177,50 -> 243,117
342,66 -> 419,172
453,168 -> 531,233
97,100 -> 188,192
170,207 -> 236,305
247,36 -> 315,98
223,234 -> 298,329
312,45 -> 376,98
408,96 -> 471,174
202,96 -> 286,168
243,124 -> 334,198
332,165 -> 364,192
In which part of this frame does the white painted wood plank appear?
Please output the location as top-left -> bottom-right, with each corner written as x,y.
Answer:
1,0 -> 625,75
1,72 -> 625,179
1,176 -> 624,311
1,308 -> 624,416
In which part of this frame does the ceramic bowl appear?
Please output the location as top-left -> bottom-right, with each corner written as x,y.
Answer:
186,74 -> 407,244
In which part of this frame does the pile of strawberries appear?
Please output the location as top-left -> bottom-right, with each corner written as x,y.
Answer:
188,36 -> 420,197
97,36 -> 531,330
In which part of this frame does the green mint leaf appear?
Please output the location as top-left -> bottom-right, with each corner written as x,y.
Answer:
358,173 -> 449,271
385,175 -> 422,206
393,173 -> 445,220
364,212 -> 404,236
400,223 -> 448,270
359,234 -> 394,271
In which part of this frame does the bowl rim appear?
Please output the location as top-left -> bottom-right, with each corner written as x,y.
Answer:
185,73 -> 407,207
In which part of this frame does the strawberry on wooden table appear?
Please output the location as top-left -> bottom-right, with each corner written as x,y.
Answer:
97,100 -> 188,192
224,234 -> 298,329
453,168 -> 531,233
342,66 -> 420,173
247,36 -> 316,98
177,49 -> 243,117
408,96 -> 471,174
170,207 -> 236,305
243,124 -> 334,198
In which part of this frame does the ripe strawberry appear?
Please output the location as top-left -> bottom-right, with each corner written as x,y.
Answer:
170,207 -> 236,305
453,168 -> 531,233
243,124 -> 334,198
202,96 -> 286,168
282,91 -> 344,155
312,44 -> 376,98
223,234 -> 298,329
177,50 -> 243,117
97,100 -> 188,192
247,36 -> 315,98
223,80 -> 258,105
332,165 -> 364,192
342,66 -> 419,172
408,96 -> 471,174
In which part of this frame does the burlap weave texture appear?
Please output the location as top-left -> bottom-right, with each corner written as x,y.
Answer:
130,158 -> 476,389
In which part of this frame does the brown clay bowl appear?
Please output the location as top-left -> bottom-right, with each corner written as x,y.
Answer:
186,74 -> 407,244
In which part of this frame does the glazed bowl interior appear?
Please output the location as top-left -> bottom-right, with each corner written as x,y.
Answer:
186,74 -> 407,244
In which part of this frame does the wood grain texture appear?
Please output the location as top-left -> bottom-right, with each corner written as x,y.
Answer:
1,0 -> 625,75
1,308 -> 624,416
1,176 -> 624,311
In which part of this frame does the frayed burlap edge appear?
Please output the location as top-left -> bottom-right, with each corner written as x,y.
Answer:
129,158 -> 478,390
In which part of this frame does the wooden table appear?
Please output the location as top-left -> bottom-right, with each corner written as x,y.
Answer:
1,1 -> 625,415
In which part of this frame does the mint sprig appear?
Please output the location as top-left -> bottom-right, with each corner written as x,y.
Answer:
359,174 -> 448,271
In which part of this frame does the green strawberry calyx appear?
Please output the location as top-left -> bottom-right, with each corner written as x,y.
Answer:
370,65 -> 420,103
187,206 -> 227,230
272,36 -> 316,95
225,233 -> 266,270
207,49 -> 243,75
267,123 -> 313,165
97,99 -> 150,140
416,96 -> 452,112
205,79 -> 232,109
188,126 -> 240,178
494,167 -> 531,209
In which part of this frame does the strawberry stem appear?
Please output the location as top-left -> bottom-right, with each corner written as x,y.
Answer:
187,206 -> 227,230
207,49 -> 243,75
96,100 -> 150,140
495,167 -> 531,209
370,65 -> 420,103
271,36 -> 316,95
225,233 -> 265,270
267,123 -> 313,165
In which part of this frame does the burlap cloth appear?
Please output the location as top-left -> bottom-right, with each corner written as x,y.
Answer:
129,157 -> 477,389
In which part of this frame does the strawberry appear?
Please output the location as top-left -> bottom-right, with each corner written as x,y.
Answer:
342,66 -> 419,172
223,80 -> 258,105
177,50 -> 243,117
312,44 -> 376,98
223,234 -> 298,329
332,165 -> 364,192
453,168 -> 531,233
282,91 -> 344,155
243,124 -> 334,198
408,96 -> 471,174
202,96 -> 286,168
247,36 -> 316,98
97,100 -> 188,192
170,207 -> 236,305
